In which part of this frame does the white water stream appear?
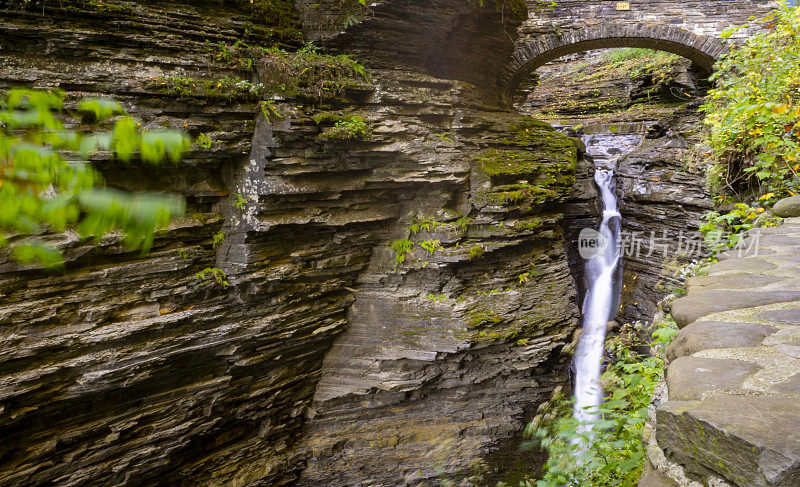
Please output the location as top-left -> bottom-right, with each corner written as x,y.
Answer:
572,168 -> 622,436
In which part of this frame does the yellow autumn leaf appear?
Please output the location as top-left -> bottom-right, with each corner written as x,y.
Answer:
774,104 -> 789,114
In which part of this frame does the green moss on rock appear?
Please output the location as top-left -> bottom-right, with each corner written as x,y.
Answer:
467,244 -> 485,260
151,76 -> 267,101
466,309 -> 504,328
514,218 -> 543,231
499,117 -> 569,148
477,149 -> 547,176
473,117 -> 577,209
477,171 -> 574,208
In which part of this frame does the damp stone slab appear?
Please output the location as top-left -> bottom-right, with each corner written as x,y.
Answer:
656,395 -> 800,487
665,356 -> 760,401
666,321 -> 777,361
669,290 -> 800,328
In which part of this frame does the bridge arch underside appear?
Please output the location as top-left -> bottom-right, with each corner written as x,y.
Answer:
502,25 -> 726,104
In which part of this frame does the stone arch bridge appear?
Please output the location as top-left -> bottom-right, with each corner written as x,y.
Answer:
501,0 -> 782,102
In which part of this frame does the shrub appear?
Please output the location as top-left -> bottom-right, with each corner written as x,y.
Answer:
198,42 -> 373,102
700,200 -> 782,255
259,43 -> 372,100
701,6 -> 800,199
195,267 -> 229,287
693,6 -> 800,260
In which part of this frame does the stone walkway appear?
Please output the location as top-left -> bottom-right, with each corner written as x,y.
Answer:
641,218 -> 800,487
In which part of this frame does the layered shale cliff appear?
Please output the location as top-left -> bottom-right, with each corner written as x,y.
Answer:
0,1 -> 585,485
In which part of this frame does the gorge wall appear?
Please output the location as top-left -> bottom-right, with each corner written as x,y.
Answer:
0,1 -> 583,485
0,0 -> 777,485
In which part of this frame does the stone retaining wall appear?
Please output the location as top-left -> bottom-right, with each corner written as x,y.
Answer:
642,220 -> 800,486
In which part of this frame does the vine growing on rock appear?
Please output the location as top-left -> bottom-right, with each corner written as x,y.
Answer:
0,89 -> 188,266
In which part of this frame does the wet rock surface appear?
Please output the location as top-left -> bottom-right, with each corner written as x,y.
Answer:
666,321 -> 777,361
646,218 -> 800,486
670,290 -> 800,329
614,104 -> 712,324
639,465 -> 680,487
665,356 -> 760,401
288,73 -> 581,485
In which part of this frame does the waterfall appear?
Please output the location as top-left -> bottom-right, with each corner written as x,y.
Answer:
573,168 -> 622,437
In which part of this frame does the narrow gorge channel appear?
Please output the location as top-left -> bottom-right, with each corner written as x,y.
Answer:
524,48 -> 714,473
574,168 -> 621,435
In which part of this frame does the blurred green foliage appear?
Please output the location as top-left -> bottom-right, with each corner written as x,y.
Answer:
0,88 -> 189,267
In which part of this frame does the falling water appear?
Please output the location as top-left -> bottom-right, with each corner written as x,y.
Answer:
573,168 -> 622,437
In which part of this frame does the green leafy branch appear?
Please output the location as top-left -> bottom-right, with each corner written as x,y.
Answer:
0,88 -> 189,267
195,266 -> 229,288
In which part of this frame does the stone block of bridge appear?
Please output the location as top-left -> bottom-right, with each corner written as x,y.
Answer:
501,0 -> 782,103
